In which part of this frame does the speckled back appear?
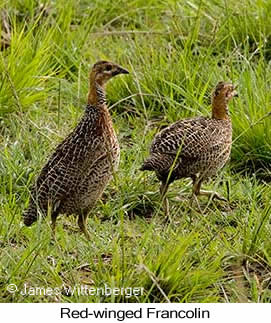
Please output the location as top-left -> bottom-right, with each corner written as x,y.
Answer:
142,116 -> 232,183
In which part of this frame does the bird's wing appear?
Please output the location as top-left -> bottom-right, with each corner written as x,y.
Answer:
34,132 -> 104,209
29,105 -> 106,211
150,117 -> 225,159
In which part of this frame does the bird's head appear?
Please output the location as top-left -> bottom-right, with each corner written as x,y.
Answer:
90,60 -> 129,87
213,82 -> 238,103
211,82 -> 238,120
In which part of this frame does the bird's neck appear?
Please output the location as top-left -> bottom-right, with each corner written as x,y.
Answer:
211,97 -> 230,120
87,79 -> 106,107
86,79 -> 113,132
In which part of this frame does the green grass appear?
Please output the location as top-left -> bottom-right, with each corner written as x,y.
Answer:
1,0 -> 271,302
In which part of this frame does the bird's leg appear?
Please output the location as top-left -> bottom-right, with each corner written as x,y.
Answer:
192,176 -> 201,196
51,211 -> 58,240
192,177 -> 227,202
160,181 -> 170,220
189,175 -> 202,214
78,212 -> 91,240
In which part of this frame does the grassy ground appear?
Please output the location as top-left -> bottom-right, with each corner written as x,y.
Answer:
1,0 -> 271,302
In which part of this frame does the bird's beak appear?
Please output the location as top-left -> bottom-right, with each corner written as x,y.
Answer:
114,66 -> 129,75
232,84 -> 238,97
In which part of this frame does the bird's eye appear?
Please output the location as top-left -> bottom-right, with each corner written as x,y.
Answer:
214,89 -> 220,96
105,65 -> 112,71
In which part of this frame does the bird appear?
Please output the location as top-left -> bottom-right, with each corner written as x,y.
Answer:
140,81 -> 238,217
23,60 -> 129,239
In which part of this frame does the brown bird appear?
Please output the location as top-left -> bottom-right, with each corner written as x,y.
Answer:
140,82 -> 237,217
23,61 -> 129,238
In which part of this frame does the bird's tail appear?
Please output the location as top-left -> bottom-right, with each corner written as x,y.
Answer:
139,158 -> 155,171
23,202 -> 38,226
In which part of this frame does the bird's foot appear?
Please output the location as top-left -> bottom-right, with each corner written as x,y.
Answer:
78,213 -> 91,240
81,227 -> 91,240
162,197 -> 172,223
199,190 -> 228,202
173,194 -> 187,202
190,194 -> 204,215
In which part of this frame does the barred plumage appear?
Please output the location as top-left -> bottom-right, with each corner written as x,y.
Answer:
141,82 -> 238,217
23,61 -> 129,238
